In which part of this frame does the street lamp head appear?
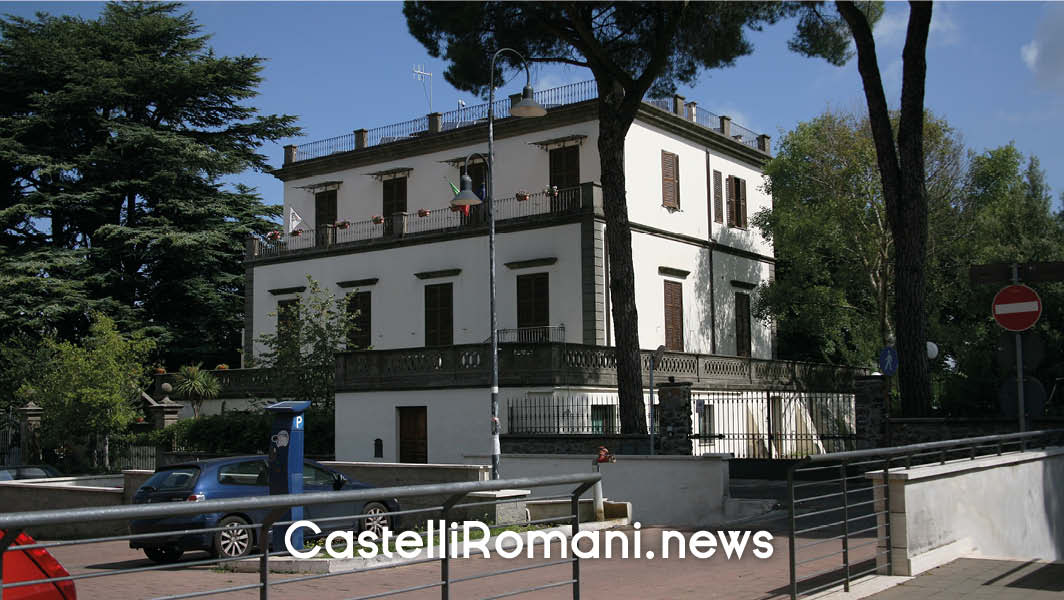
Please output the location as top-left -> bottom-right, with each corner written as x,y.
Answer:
510,84 -> 547,118
451,171 -> 483,207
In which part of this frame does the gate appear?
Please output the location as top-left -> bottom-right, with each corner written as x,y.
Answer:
0,416 -> 21,466
690,390 -> 856,459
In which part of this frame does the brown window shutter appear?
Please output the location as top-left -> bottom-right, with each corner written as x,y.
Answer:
735,292 -> 751,357
726,175 -> 734,226
664,280 -> 684,351
661,151 -> 679,209
739,178 -> 748,228
347,291 -> 371,349
713,170 -> 724,224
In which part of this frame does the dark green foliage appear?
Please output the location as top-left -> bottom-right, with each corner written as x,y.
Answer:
0,3 -> 299,366
124,411 -> 334,456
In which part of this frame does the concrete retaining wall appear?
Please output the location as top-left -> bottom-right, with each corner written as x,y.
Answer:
465,453 -> 730,526
871,447 -> 1064,576
0,476 -> 125,539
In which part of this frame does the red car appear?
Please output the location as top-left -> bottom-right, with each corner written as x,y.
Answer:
1,531 -> 76,599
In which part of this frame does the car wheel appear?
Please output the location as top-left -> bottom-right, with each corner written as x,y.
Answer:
360,502 -> 390,536
214,516 -> 253,559
144,545 -> 184,564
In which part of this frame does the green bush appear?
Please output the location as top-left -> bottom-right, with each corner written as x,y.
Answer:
133,410 -> 334,456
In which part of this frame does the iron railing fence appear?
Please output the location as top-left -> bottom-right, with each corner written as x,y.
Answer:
110,444 -> 157,471
507,394 -> 621,434
786,429 -> 1064,599
290,80 -> 765,163
691,390 -> 857,459
249,186 -> 583,259
0,472 -> 600,600
492,326 -> 567,344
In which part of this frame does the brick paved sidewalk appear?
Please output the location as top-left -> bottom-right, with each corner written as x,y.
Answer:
44,527 -> 849,600
863,558 -> 1064,600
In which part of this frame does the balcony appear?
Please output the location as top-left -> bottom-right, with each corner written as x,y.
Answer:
156,344 -> 869,401
247,184 -> 592,261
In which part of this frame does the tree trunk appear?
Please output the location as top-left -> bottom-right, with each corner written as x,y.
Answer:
597,86 -> 647,435
838,0 -> 933,416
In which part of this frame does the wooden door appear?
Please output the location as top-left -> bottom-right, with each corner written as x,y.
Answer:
397,406 -> 427,464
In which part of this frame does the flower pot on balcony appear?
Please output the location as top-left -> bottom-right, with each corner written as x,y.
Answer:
372,215 -> 384,225
291,229 -> 303,237
417,209 -> 431,217
335,221 -> 351,230
516,190 -> 530,202
266,230 -> 281,241
215,364 -> 229,370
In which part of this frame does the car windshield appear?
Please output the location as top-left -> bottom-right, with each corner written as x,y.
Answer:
143,467 -> 200,491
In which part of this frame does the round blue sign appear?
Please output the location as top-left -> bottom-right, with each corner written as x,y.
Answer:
878,347 -> 899,376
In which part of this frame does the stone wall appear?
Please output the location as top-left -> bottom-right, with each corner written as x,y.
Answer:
886,417 -> 1064,447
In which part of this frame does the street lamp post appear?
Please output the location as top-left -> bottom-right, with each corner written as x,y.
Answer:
451,48 -> 546,480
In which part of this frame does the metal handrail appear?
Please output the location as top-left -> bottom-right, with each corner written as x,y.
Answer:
0,472 -> 599,530
797,429 -> 1062,465
786,429 -> 1064,599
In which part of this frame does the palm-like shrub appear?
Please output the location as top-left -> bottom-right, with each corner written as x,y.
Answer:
173,363 -> 221,418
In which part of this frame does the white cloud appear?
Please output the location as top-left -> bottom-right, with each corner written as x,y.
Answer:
875,3 -> 960,48
929,3 -> 961,46
1021,4 -> 1064,89
1022,40 -> 1040,71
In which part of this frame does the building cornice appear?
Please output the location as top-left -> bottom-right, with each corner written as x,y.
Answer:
271,100 -> 768,182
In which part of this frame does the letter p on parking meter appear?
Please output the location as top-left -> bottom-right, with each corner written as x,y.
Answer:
265,400 -> 311,551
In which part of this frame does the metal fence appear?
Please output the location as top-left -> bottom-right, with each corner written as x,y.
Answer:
691,390 -> 856,459
0,472 -> 600,600
249,186 -> 583,259
493,326 -> 566,344
111,444 -> 157,471
290,79 -> 765,163
786,429 -> 1064,599
507,394 -> 621,434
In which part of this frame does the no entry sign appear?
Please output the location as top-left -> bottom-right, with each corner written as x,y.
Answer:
993,284 -> 1042,332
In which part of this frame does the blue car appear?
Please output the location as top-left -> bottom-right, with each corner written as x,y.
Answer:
129,456 -> 399,563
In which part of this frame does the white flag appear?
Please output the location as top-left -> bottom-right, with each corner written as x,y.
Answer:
289,207 -> 303,232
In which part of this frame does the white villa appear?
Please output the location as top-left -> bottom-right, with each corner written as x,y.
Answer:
241,81 -> 797,464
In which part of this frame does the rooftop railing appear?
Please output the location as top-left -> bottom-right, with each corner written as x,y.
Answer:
286,80 -> 766,163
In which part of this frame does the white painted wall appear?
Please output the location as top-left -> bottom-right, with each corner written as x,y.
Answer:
464,453 -> 731,526
623,121 -> 773,259
711,252 -> 773,358
283,122 -> 601,230
870,448 -> 1064,575
251,222 -> 583,353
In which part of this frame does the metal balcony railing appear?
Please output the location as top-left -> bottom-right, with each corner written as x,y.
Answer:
248,185 -> 585,260
289,80 -> 764,162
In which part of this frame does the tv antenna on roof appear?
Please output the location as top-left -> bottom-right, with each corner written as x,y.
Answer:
413,65 -> 432,113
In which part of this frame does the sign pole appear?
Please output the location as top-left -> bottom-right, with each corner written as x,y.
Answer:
1011,264 -> 1025,432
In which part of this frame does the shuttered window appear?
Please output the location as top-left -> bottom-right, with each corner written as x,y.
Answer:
277,299 -> 299,342
424,283 -> 453,347
346,291 -> 371,349
516,273 -> 549,328
735,292 -> 751,357
661,151 -> 680,209
713,170 -> 724,224
549,146 -> 580,189
664,280 -> 684,352
727,175 -> 748,228
382,177 -> 407,217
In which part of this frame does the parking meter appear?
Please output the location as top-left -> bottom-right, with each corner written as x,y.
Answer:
265,400 -> 310,551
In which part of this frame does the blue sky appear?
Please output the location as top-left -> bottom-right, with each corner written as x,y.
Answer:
4,1 -> 1063,212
